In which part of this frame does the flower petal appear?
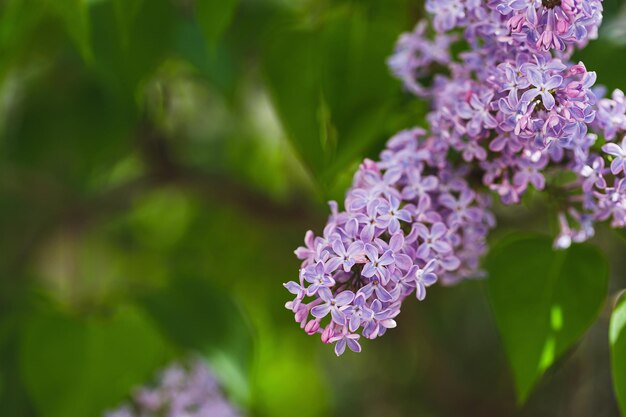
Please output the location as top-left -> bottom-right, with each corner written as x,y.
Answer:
311,304 -> 330,319
335,290 -> 355,306
331,308 -> 346,326
334,338 -> 347,356
346,337 -> 362,353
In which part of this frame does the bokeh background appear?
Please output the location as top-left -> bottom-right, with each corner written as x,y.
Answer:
1,0 -> 626,416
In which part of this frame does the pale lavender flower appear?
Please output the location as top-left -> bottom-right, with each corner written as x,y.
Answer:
359,275 -> 395,303
500,62 -> 531,96
346,294 -> 375,332
580,156 -> 606,192
513,155 -> 547,190
405,260 -> 438,301
401,167 -> 439,201
356,200 -> 386,242
329,331 -> 362,356
377,195 -> 413,233
426,0 -> 466,32
311,288 -> 355,326
415,222 -> 452,259
362,244 -> 395,282
457,91 -> 499,136
364,300 -> 399,339
521,69 -> 563,110
294,230 -> 318,266
388,21 -> 455,96
498,90 -> 533,135
328,239 -> 365,273
439,189 -> 483,226
303,262 -> 336,296
595,89 -> 626,140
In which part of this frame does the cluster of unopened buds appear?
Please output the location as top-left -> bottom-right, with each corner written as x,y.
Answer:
285,0 -> 626,356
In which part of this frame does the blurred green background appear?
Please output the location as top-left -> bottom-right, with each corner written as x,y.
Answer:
1,0 -> 626,416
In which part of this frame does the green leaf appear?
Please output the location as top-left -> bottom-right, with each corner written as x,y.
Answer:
485,234 -> 609,403
113,0 -> 143,48
262,4 -> 418,193
0,0 -> 45,74
6,67 -> 136,191
611,292 -> 626,415
44,0 -> 92,61
91,0 -> 176,91
195,0 -> 240,45
140,276 -> 253,404
19,305 -> 171,417
263,27 -> 328,182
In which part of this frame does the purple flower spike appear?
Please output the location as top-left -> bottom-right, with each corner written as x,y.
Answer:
285,127 -> 495,353
285,0 -> 622,355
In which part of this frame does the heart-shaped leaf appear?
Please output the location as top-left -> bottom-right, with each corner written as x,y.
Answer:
485,234 -> 609,403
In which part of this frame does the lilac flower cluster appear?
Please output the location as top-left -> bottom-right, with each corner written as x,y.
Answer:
285,0 -> 626,355
104,359 -> 241,417
565,133 -> 626,241
285,129 -> 494,356
495,0 -> 603,52
390,0 -> 625,244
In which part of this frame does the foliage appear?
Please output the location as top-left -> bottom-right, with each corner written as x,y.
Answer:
485,235 -> 609,403
0,0 -> 624,416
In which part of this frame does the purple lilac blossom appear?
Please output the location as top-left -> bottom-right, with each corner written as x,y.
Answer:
388,0 -> 625,247
491,0 -> 603,53
285,130 -> 495,356
287,0 -> 626,355
104,359 -> 241,417
595,89 -> 626,140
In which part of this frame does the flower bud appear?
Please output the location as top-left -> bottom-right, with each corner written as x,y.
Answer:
321,325 -> 334,344
295,305 -> 309,324
305,320 -> 320,335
